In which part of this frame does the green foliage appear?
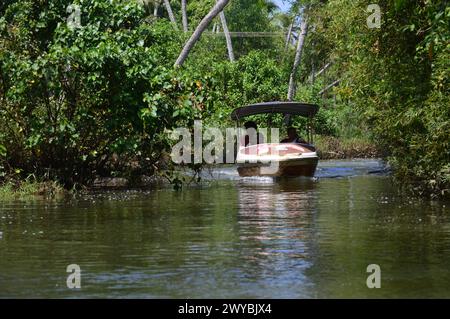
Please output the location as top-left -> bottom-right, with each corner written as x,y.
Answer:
225,0 -> 280,57
188,50 -> 290,127
0,144 -> 6,157
0,0 -> 214,186
0,175 -> 65,200
309,0 -> 449,197
0,0 -> 292,187
186,0 -> 283,57
1,0 -> 447,199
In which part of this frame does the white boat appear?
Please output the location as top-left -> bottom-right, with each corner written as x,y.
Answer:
230,101 -> 319,177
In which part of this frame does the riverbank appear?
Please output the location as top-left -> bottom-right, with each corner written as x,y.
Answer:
314,135 -> 383,160
0,175 -> 170,200
0,179 -> 67,201
0,137 -> 384,199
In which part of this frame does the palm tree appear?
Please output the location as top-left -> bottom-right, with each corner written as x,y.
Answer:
287,14 -> 308,101
285,21 -> 294,50
164,0 -> 178,29
262,0 -> 279,16
271,12 -> 296,51
220,11 -> 235,62
175,0 -> 231,67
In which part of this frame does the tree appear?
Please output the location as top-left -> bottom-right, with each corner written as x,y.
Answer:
220,11 -> 235,62
154,0 -> 160,17
174,0 -> 230,67
164,0 -> 178,29
287,14 -> 308,101
0,0 -> 213,186
262,0 -> 279,16
181,0 -> 188,32
284,19 -> 294,51
222,0 -> 280,57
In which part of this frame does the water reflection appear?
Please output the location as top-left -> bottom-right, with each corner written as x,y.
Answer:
308,176 -> 450,298
0,160 -> 450,298
233,179 -> 317,297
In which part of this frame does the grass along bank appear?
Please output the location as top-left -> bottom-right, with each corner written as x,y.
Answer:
0,179 -> 67,201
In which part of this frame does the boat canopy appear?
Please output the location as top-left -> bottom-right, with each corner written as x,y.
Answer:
230,101 -> 319,120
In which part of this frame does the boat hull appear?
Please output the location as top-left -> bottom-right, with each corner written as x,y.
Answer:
237,157 -> 318,177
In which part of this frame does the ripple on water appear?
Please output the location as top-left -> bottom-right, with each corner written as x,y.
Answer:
1,159 -> 450,298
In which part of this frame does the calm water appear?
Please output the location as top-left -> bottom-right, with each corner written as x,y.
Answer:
0,159 -> 449,298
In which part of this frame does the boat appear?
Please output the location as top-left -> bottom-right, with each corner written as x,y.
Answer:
230,101 -> 319,177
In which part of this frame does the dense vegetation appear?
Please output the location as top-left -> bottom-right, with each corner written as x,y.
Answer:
0,0 -> 448,197
308,0 -> 449,197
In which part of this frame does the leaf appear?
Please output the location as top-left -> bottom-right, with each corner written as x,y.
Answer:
0,144 -> 6,157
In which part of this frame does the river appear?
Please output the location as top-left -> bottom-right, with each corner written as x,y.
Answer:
0,159 -> 449,298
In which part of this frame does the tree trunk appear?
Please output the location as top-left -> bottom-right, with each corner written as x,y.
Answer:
181,0 -> 188,32
175,0 -> 230,67
319,79 -> 340,95
153,0 -> 160,17
220,11 -> 235,62
287,16 -> 308,101
164,0 -> 178,30
314,62 -> 332,79
284,21 -> 294,51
